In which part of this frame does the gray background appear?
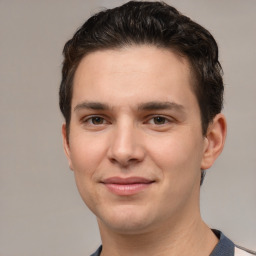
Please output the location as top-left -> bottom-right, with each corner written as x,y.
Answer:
0,0 -> 255,255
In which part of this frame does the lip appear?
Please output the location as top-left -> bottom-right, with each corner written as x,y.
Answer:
101,176 -> 154,196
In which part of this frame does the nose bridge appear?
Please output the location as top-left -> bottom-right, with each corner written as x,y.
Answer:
108,117 -> 144,166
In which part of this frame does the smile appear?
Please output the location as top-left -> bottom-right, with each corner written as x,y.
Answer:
101,177 -> 154,196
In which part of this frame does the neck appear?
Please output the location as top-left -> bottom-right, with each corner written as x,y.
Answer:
98,215 -> 218,256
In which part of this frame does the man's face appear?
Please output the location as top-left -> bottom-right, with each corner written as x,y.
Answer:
63,46 -> 210,234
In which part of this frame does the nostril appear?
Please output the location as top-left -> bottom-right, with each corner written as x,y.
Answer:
108,153 -> 143,168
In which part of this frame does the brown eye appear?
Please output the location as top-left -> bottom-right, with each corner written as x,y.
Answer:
153,116 -> 167,125
81,115 -> 109,130
91,117 -> 105,125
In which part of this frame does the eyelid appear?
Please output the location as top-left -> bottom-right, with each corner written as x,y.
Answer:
81,115 -> 110,125
80,114 -> 175,126
145,115 -> 175,125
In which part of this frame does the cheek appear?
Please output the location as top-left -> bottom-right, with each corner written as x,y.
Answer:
69,134 -> 107,173
146,132 -> 204,182
68,135 -> 108,211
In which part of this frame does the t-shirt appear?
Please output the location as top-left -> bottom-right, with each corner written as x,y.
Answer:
90,230 -> 256,256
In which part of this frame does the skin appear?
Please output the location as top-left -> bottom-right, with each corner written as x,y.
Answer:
62,46 -> 226,255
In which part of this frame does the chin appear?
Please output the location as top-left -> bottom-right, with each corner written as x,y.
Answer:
97,205 -> 155,234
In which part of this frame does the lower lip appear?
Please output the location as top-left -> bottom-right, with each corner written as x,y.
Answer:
104,183 -> 152,196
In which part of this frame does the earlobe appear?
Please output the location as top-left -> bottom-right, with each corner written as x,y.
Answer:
62,124 -> 74,171
201,113 -> 227,170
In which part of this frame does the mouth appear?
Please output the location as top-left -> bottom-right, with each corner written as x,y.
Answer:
101,176 -> 155,196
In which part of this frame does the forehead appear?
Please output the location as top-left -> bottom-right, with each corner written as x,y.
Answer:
72,46 -> 197,109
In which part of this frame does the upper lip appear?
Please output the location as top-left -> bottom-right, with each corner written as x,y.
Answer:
102,176 -> 154,184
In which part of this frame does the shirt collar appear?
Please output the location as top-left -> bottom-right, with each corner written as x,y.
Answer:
91,229 -> 235,256
210,229 -> 235,256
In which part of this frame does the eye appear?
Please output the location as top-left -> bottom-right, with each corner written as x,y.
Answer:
83,116 -> 107,125
148,116 -> 170,125
91,116 -> 105,125
153,116 -> 167,125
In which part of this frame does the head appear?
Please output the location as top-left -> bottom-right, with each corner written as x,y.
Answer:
59,1 -> 226,234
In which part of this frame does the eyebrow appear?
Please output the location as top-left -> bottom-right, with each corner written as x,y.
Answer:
74,102 -> 110,111
137,101 -> 185,112
74,101 -> 185,112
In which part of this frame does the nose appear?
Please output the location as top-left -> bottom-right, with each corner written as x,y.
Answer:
107,122 -> 145,167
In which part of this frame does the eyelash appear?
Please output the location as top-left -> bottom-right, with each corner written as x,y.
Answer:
82,115 -> 172,126
146,116 -> 171,125
82,116 -> 108,125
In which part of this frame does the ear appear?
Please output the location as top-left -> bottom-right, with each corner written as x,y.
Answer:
62,123 -> 74,171
201,113 -> 227,170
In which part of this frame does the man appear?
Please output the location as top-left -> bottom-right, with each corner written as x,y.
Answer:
59,1 -> 255,255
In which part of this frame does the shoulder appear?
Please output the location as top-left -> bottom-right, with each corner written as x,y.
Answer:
235,245 -> 256,256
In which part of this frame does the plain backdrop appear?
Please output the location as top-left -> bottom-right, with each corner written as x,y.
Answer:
0,0 -> 255,255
